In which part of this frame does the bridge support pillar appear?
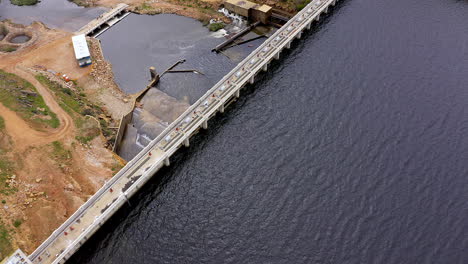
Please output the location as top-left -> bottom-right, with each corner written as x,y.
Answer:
324,7 -> 328,14
306,22 -> 311,30
274,51 -> 280,60
286,41 -> 291,49
315,14 -> 320,21
219,104 -> 225,113
164,157 -> 170,166
296,32 -> 302,39
262,63 -> 268,72
332,0 -> 336,6
235,89 -> 240,98
249,76 -> 255,84
202,120 -> 208,129
183,138 -> 190,147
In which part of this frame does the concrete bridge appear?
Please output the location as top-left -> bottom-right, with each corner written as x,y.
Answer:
6,0 -> 340,263
76,3 -> 129,37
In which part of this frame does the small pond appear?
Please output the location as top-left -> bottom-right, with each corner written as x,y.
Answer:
10,34 -> 31,43
0,0 -> 106,31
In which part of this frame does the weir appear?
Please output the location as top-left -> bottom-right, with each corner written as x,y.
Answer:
76,3 -> 129,37
6,0 -> 341,263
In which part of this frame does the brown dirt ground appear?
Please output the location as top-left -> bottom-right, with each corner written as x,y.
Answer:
90,0 -> 298,21
0,22 -> 123,255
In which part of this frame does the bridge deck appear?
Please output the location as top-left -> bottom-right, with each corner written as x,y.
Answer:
28,0 -> 339,263
76,3 -> 129,35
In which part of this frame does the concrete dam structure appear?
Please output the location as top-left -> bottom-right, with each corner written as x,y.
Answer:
76,3 -> 129,37
6,0 -> 341,263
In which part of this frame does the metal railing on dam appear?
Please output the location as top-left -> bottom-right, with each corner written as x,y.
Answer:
26,0 -> 340,263
76,3 -> 129,37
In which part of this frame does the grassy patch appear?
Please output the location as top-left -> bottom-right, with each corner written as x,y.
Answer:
0,70 -> 59,129
0,220 -> 13,260
0,45 -> 17,53
52,141 -> 72,161
140,2 -> 152,10
0,156 -> 17,195
10,0 -> 39,6
12,219 -> 21,228
0,24 -> 8,36
295,0 -> 311,11
35,75 -> 113,145
208,22 -> 225,32
0,116 -> 4,131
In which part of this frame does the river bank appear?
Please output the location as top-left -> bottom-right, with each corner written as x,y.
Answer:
69,0 -> 300,24
0,20 -> 127,258
69,0 -> 468,263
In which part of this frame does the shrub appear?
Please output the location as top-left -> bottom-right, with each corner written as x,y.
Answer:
13,219 -> 22,228
296,0 -> 311,11
10,0 -> 39,6
208,22 -> 225,32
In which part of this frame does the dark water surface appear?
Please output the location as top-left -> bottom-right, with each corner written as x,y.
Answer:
98,14 -> 269,160
70,0 -> 468,263
0,0 -> 105,31
9,34 -> 30,43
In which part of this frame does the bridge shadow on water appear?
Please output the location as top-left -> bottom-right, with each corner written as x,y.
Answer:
67,2 -> 349,262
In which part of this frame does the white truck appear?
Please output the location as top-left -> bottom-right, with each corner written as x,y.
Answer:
71,34 -> 92,67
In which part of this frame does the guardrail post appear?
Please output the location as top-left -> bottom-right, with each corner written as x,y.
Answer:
262,63 -> 268,72
202,120 -> 208,129
183,138 -> 190,147
164,157 -> 170,166
296,31 -> 302,39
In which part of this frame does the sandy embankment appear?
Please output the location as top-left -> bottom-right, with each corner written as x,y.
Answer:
0,21 -> 124,255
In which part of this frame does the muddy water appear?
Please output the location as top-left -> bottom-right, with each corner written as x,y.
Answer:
0,0 -> 106,31
98,14 -> 270,160
9,35 -> 30,43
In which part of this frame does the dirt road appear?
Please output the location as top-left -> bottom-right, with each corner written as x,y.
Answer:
0,22 -> 120,255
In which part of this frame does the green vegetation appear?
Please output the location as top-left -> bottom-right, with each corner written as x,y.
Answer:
0,45 -> 17,53
0,24 -> 8,37
295,0 -> 311,11
35,75 -> 114,145
0,220 -> 13,260
12,219 -> 22,228
68,0 -> 91,7
10,0 -> 39,6
139,2 -> 152,10
134,2 -> 161,14
1,200 -> 5,204
0,70 -> 60,129
0,116 -> 4,131
0,155 -> 17,196
51,141 -> 71,161
208,22 -> 225,32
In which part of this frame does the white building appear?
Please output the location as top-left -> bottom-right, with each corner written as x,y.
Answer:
71,34 -> 92,67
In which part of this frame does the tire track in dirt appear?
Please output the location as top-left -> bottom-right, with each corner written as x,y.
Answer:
0,65 -> 75,150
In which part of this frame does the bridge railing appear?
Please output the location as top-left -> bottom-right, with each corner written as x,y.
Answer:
30,0 -> 338,262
